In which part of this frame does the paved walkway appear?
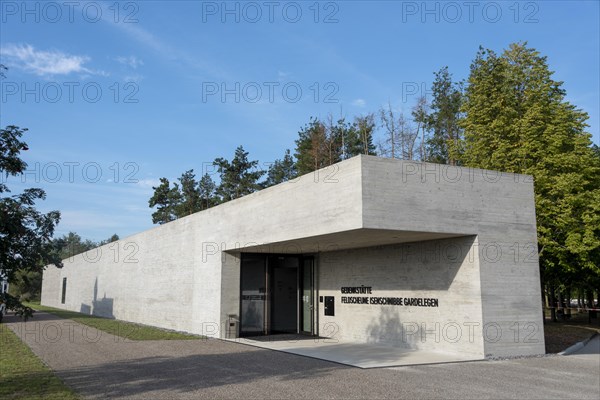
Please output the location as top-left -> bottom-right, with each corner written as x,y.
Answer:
572,334 -> 600,355
4,312 -> 600,399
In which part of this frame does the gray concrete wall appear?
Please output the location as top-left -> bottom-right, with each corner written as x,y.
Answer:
42,155 -> 544,357
41,220 -> 197,333
360,156 -> 544,357
42,156 -> 364,336
318,237 -> 485,357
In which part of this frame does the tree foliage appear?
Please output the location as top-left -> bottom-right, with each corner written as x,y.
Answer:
148,177 -> 181,224
459,42 -> 600,298
177,170 -> 203,218
198,173 -> 217,209
295,115 -> 376,175
148,171 -> 220,224
427,66 -> 463,165
295,117 -> 332,175
54,231 -> 98,260
148,146 -> 262,223
263,149 -> 297,187
348,114 -> 377,157
412,96 -> 429,161
9,231 -> 117,302
0,125 -> 62,319
214,146 -> 264,202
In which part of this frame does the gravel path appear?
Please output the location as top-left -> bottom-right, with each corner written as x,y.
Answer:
5,312 -> 600,399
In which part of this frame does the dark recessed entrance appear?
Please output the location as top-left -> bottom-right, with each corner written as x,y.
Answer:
240,253 -> 315,337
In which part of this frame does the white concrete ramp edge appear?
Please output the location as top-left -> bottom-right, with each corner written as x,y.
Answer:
223,337 -> 485,368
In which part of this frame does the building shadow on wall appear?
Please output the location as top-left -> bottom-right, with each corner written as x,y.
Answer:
320,236 -> 478,293
365,308 -> 415,349
80,278 -> 114,319
347,236 -> 478,348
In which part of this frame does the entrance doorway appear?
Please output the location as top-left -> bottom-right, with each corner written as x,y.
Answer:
240,254 -> 315,337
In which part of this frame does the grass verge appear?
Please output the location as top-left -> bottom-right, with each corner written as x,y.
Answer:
0,324 -> 80,400
24,302 -> 202,341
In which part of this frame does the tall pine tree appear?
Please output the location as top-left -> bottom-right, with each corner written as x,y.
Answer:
427,67 -> 463,165
214,146 -> 264,202
459,42 -> 600,304
294,118 -> 331,175
176,170 -> 202,217
148,178 -> 181,224
263,149 -> 297,187
198,173 -> 218,210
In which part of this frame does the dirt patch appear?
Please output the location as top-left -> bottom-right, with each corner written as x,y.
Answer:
544,321 -> 599,353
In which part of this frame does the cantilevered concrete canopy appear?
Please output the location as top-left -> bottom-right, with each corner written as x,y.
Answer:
231,228 -> 470,254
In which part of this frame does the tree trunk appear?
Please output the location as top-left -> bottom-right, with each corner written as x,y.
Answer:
549,286 -> 557,322
586,289 -> 594,309
542,285 -> 548,323
566,287 -> 572,318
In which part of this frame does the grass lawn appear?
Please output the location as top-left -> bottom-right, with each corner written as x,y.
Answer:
24,301 -> 202,341
0,324 -> 80,400
544,311 -> 600,353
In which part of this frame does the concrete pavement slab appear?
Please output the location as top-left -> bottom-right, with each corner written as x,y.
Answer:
4,312 -> 599,400
227,335 -> 483,368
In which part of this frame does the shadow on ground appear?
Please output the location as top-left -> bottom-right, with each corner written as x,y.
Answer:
57,345 -> 348,398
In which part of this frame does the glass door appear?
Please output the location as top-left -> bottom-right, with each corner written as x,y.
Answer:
300,256 -> 315,334
240,255 -> 267,336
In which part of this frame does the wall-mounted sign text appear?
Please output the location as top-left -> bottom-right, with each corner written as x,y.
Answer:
340,287 -> 439,307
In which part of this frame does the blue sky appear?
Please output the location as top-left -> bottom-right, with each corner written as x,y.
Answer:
1,0 -> 599,241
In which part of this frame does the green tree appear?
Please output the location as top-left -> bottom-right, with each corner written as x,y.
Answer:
54,232 -> 97,260
10,231 -> 112,302
459,42 -> 600,312
214,146 -> 264,202
295,116 -> 347,175
198,173 -> 218,210
148,178 -> 181,224
412,96 -> 429,161
426,66 -> 463,165
7,270 -> 43,302
263,149 -> 297,187
295,118 -> 325,174
0,125 -> 62,319
99,234 -> 120,246
325,115 -> 347,161
345,114 -> 377,158
295,114 -> 375,170
176,169 -> 202,217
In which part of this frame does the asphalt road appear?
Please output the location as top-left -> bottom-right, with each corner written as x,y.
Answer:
4,312 -> 600,399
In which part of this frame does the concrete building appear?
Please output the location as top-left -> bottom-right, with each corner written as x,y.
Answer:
41,155 -> 545,360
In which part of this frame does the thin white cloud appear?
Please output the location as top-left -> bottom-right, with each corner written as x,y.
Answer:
136,178 -> 161,188
106,17 -> 231,80
0,43 -> 94,76
116,55 -> 144,69
123,74 -> 144,83
352,98 -> 366,107
277,71 -> 291,81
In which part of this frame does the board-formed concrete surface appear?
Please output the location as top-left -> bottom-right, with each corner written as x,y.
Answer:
41,155 -> 544,358
4,313 -> 599,400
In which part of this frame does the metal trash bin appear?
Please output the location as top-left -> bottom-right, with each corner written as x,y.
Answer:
226,314 -> 239,338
